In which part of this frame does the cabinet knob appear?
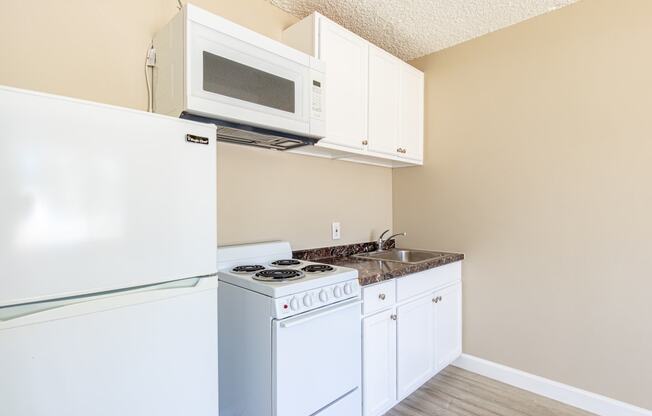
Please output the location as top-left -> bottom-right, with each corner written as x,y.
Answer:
432,297 -> 438,303
396,147 -> 401,153
390,314 -> 397,321
378,293 -> 386,300
362,139 -> 368,145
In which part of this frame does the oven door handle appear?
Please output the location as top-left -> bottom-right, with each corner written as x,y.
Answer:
279,298 -> 362,329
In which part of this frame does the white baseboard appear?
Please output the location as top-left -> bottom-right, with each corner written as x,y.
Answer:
453,354 -> 651,416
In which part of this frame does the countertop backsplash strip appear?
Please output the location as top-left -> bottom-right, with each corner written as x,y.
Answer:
292,240 -> 395,261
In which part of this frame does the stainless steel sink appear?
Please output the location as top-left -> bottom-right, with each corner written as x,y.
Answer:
353,249 -> 446,264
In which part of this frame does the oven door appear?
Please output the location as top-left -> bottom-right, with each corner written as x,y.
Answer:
188,20 -> 313,136
272,298 -> 362,416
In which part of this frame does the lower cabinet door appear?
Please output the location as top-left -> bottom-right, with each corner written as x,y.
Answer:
396,295 -> 434,400
433,282 -> 463,372
362,308 -> 397,416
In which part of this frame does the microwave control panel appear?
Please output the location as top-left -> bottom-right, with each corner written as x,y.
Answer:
310,69 -> 324,121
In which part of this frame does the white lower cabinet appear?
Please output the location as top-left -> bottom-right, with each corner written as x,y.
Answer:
361,263 -> 462,416
362,308 -> 397,416
433,282 -> 463,373
396,294 -> 434,400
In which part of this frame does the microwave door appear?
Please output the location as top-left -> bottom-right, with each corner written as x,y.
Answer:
188,23 -> 311,136
201,51 -> 296,114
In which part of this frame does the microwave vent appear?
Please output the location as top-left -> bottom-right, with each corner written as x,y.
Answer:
216,127 -> 302,150
180,112 -> 319,151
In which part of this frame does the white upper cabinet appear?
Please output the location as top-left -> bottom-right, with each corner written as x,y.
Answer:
283,13 -> 424,167
399,65 -> 425,162
368,45 -> 401,157
318,18 -> 368,150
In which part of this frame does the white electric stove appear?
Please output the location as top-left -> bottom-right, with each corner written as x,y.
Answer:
217,241 -> 362,416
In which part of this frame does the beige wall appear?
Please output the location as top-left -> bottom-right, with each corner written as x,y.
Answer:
0,0 -> 392,249
394,0 -> 652,409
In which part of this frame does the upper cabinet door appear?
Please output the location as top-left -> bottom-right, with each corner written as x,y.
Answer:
367,45 -> 401,156
318,17 -> 368,150
399,65 -> 424,162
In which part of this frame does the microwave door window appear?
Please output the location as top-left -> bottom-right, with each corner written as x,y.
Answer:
202,51 -> 295,113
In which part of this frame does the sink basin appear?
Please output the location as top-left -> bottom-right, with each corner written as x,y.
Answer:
353,249 -> 446,264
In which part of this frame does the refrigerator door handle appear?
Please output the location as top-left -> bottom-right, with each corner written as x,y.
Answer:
0,275 -> 217,327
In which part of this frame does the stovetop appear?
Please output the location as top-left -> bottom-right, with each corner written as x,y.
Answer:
231,259 -> 338,282
218,258 -> 358,298
217,241 -> 359,298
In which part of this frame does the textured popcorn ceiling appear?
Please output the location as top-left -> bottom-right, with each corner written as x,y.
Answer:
269,0 -> 578,60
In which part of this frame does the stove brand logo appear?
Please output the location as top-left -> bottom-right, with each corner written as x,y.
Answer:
186,134 -> 209,145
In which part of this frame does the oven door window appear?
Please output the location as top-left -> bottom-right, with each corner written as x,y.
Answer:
202,51 -> 295,113
272,299 -> 361,416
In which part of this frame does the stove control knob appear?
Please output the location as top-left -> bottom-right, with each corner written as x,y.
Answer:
303,294 -> 313,307
319,290 -> 329,303
333,286 -> 343,298
289,297 -> 299,311
344,283 -> 353,295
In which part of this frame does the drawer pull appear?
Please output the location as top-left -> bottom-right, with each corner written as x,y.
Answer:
390,314 -> 397,321
432,296 -> 443,303
378,293 -> 386,301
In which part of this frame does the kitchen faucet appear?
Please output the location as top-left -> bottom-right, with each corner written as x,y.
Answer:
377,229 -> 407,251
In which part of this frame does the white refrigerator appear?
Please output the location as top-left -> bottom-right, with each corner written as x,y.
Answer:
0,86 -> 219,416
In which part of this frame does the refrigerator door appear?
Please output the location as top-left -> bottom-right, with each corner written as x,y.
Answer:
0,87 -> 217,306
0,276 -> 219,416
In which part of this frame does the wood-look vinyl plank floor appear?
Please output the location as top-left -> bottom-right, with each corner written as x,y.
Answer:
385,366 -> 595,416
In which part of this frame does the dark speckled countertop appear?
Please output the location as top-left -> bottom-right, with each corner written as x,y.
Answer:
293,241 -> 464,286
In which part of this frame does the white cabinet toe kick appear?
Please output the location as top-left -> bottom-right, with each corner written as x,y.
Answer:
361,261 -> 463,416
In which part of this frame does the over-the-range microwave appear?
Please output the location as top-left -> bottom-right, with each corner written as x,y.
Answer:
153,4 -> 325,150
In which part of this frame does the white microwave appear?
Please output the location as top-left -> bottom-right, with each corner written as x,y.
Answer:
153,4 -> 325,150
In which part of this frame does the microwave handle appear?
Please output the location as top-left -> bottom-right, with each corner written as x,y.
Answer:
279,298 -> 362,329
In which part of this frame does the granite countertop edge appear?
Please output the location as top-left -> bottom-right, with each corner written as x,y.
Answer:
293,241 -> 464,286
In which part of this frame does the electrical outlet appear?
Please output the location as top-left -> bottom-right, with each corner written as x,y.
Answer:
331,222 -> 341,240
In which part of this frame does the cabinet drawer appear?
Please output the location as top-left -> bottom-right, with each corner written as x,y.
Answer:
396,262 -> 461,302
363,281 -> 396,315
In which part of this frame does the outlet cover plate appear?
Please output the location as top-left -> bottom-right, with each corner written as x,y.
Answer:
332,222 -> 341,240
